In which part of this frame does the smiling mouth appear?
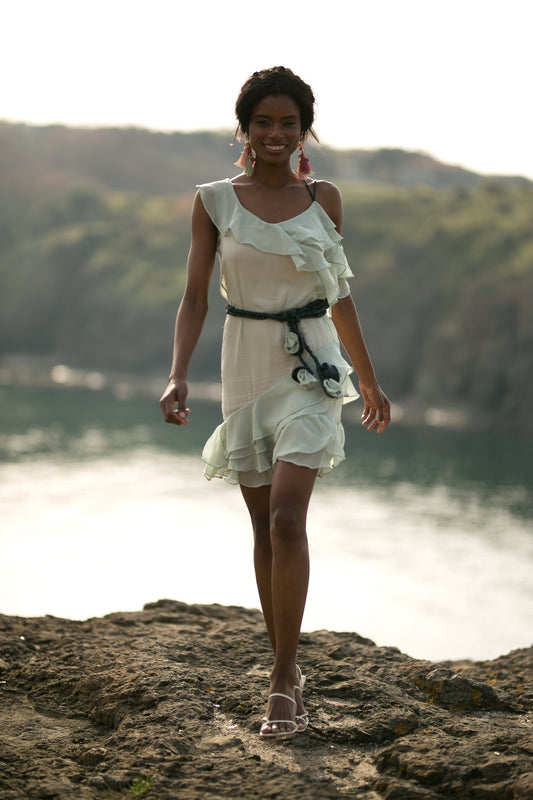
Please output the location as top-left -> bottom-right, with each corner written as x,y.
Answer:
264,144 -> 286,152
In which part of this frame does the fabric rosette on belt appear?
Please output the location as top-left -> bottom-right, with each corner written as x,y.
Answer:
284,331 -> 301,355
226,299 -> 344,399
292,366 -> 319,390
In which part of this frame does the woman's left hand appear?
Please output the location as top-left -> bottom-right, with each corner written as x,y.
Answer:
359,380 -> 391,434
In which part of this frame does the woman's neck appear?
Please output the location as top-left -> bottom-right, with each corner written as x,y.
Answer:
251,161 -> 299,187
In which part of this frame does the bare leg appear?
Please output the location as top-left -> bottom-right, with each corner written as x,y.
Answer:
242,461 -> 317,734
265,461 -> 316,733
240,483 -> 276,651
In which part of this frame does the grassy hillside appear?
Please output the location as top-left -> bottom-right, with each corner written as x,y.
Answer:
1,123 -> 532,430
339,182 -> 533,423
2,120 -> 528,202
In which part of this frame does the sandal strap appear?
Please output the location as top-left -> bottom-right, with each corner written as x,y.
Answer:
268,692 -> 296,704
295,665 -> 306,692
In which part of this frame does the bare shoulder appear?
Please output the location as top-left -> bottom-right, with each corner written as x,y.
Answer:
315,180 -> 343,230
315,180 -> 342,201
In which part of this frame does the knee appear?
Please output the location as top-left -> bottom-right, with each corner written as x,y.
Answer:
250,510 -> 271,550
271,505 -> 306,545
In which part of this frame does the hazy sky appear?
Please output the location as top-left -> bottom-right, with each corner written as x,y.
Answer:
3,0 -> 532,178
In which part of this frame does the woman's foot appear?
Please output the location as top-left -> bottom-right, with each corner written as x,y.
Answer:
259,691 -> 297,737
259,666 -> 308,737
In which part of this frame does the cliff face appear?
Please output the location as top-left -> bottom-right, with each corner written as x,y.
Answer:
1,600 -> 531,799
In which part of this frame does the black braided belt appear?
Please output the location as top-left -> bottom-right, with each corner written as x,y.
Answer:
226,298 -> 342,398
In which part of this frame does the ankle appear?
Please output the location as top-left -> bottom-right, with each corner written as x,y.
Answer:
270,663 -> 298,688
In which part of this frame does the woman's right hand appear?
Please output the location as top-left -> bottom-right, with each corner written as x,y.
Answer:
159,379 -> 190,426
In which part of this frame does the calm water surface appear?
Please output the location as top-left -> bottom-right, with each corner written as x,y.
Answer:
1,384 -> 532,662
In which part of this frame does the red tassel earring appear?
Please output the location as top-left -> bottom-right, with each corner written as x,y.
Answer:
235,141 -> 255,176
296,140 -> 313,178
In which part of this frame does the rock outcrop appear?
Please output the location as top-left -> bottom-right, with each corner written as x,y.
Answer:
0,600 -> 531,799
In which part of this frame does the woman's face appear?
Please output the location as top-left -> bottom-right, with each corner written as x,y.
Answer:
247,94 -> 302,165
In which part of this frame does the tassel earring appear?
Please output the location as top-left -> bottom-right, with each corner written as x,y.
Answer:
296,140 -> 313,178
235,141 -> 255,176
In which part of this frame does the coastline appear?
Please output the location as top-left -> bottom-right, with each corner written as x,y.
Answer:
0,354 -> 499,432
1,600 -> 531,799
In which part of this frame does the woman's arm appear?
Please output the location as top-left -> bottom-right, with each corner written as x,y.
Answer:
331,296 -> 390,433
159,192 -> 217,426
317,181 -> 391,434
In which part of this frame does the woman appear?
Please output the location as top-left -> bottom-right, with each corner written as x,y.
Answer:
160,66 -> 390,738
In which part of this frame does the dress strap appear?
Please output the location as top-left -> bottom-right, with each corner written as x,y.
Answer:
304,180 -> 317,202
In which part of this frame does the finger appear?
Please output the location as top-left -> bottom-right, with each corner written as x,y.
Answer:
159,391 -> 178,416
360,400 -> 373,419
176,408 -> 190,425
363,403 -> 390,432
165,413 -> 189,426
167,403 -> 190,425
164,409 -> 182,425
160,399 -> 190,425
159,400 -> 175,423
175,388 -> 190,421
375,404 -> 391,434
361,407 -> 376,427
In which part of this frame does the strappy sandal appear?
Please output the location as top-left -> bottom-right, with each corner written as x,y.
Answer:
259,692 -> 298,738
295,664 -> 309,733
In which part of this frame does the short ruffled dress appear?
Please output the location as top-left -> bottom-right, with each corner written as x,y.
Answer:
199,178 -> 358,487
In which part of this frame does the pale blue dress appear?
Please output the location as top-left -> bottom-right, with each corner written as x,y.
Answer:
199,178 -> 358,487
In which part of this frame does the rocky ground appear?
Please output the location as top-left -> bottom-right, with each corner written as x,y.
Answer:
0,599 -> 531,799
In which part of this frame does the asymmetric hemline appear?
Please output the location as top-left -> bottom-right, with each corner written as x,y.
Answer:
197,178 -> 358,487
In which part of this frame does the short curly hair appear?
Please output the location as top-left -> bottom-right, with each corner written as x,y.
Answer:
235,66 -> 318,141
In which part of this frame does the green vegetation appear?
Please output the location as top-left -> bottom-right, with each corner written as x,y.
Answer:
339,181 -> 533,424
103,774 -> 152,799
1,122 -> 532,430
129,775 -> 152,798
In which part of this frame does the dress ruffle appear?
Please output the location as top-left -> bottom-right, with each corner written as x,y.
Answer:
198,179 -> 354,306
202,343 -> 358,487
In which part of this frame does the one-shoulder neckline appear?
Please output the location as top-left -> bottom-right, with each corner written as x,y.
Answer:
227,178 -> 316,225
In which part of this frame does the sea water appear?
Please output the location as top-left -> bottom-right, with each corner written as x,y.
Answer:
1,383 -> 531,662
